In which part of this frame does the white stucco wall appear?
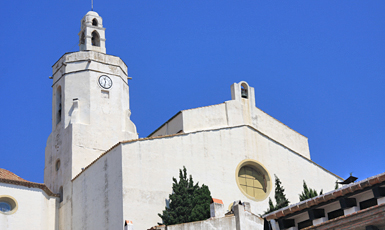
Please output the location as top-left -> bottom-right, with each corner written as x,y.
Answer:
120,125 -> 340,229
0,183 -> 58,230
148,83 -> 310,159
71,146 -> 124,230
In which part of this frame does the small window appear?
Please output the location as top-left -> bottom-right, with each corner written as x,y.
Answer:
327,209 -> 344,220
59,186 -> 63,203
56,86 -> 62,125
91,31 -> 100,47
0,196 -> 17,214
360,198 -> 378,210
298,219 -> 313,229
55,159 -> 61,171
92,18 -> 98,26
80,32 -> 85,45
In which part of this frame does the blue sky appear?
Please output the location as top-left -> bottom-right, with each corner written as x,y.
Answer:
0,1 -> 384,185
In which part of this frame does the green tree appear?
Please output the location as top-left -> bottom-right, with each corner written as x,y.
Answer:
264,175 -> 290,214
190,184 -> 211,222
299,181 -> 323,201
158,166 -> 212,225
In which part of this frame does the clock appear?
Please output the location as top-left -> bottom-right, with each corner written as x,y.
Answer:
98,75 -> 112,89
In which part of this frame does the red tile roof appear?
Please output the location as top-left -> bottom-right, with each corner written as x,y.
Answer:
0,168 -> 59,198
212,198 -> 224,204
263,171 -> 385,221
0,168 -> 28,182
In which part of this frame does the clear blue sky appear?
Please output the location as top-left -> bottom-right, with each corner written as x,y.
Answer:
0,1 -> 384,185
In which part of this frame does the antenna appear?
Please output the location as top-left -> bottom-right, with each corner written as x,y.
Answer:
91,0 -> 93,11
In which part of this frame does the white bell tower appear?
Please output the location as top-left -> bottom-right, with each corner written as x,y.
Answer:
44,11 -> 138,220
79,11 -> 106,53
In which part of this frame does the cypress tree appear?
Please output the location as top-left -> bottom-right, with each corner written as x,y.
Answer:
263,175 -> 290,214
299,180 -> 323,201
274,175 -> 290,209
190,184 -> 211,222
158,166 -> 212,225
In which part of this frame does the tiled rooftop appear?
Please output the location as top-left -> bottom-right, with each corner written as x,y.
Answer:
0,168 -> 28,182
263,171 -> 385,221
0,168 -> 59,197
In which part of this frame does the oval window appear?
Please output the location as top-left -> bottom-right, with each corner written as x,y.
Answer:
0,196 -> 18,214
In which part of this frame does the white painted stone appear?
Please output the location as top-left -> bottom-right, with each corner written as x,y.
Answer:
149,81 -> 310,160
124,221 -> 134,230
312,217 -> 328,226
79,11 -> 106,53
117,124 -> 340,229
210,202 -> 225,218
270,219 -> 280,230
343,206 -> 359,215
378,196 -> 385,205
0,183 -> 58,230
287,227 -> 298,230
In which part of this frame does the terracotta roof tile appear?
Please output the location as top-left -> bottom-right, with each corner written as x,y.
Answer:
263,171 -> 385,221
0,168 -> 28,182
211,198 -> 224,204
0,168 -> 59,198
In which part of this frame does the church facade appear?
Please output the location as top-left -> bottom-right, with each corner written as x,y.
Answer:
0,11 -> 342,230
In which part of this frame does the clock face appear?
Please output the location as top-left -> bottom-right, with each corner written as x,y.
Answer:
98,75 -> 112,89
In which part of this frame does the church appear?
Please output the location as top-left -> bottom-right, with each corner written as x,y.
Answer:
0,11 -> 343,230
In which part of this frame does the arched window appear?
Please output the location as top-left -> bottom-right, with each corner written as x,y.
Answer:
80,32 -> 85,45
241,83 -> 248,99
56,86 -> 62,124
92,18 -> 98,26
55,159 -> 61,171
91,31 -> 100,47
59,186 -> 63,203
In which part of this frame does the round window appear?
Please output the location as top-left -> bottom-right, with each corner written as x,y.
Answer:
0,196 -> 18,214
235,160 -> 272,201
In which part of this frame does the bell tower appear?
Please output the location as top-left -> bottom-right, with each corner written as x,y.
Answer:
79,11 -> 106,53
44,11 -> 138,214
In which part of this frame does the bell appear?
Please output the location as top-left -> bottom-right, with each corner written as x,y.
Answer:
241,88 -> 248,98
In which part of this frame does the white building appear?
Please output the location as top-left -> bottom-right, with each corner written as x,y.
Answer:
0,11 -> 342,230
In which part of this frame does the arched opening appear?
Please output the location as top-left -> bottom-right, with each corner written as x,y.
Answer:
55,159 -> 61,171
91,31 -> 100,47
59,186 -> 63,203
241,83 -> 248,99
56,86 -> 62,125
80,32 -> 85,45
92,18 -> 98,26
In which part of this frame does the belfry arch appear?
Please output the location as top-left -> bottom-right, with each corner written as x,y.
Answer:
78,11 -> 106,53
91,31 -> 100,47
92,18 -> 98,26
